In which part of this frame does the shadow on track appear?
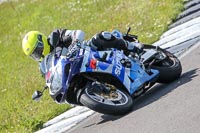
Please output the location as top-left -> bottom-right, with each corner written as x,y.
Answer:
132,68 -> 199,111
83,68 -> 199,128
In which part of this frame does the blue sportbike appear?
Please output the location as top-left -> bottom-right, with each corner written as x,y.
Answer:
32,34 -> 182,115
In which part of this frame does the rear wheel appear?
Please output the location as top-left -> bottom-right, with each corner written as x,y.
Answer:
79,82 -> 133,115
143,45 -> 182,83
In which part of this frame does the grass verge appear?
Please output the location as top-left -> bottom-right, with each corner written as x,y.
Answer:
0,0 -> 184,132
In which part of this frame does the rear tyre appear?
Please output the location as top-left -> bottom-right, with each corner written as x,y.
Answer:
143,45 -> 182,83
79,82 -> 133,115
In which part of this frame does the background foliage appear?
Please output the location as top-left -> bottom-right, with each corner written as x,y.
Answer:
0,0 -> 183,132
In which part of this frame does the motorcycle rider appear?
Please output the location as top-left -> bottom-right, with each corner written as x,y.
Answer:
22,29 -> 143,62
88,30 -> 143,54
22,28 -> 143,103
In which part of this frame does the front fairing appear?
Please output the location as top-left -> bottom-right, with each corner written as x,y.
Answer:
40,45 -> 159,103
80,47 -> 159,95
40,48 -> 84,103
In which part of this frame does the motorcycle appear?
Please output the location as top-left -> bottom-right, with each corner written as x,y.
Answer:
32,29 -> 182,115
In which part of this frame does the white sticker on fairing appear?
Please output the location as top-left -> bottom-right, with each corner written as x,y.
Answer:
123,68 -> 132,92
79,49 -> 83,56
80,48 -> 90,72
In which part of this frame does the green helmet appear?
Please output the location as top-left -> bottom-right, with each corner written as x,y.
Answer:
22,31 -> 50,61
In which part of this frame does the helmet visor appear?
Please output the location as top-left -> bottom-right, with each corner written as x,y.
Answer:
30,41 -> 44,61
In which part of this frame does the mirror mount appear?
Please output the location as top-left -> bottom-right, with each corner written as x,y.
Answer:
32,85 -> 48,101
126,27 -> 131,36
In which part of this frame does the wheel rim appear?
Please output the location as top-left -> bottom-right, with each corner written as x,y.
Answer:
154,51 -> 175,67
160,58 -> 174,67
85,86 -> 129,106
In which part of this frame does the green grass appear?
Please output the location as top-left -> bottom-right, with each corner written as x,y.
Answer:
0,0 -> 184,132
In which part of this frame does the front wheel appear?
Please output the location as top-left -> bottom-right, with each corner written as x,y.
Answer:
79,82 -> 133,115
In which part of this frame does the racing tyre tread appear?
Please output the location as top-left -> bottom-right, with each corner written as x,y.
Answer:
79,87 -> 133,116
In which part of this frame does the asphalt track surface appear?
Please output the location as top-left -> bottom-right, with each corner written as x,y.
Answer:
68,42 -> 200,133
36,1 -> 200,132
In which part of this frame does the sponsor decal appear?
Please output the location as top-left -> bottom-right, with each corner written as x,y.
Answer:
46,71 -> 51,80
89,59 -> 97,69
114,55 -> 123,76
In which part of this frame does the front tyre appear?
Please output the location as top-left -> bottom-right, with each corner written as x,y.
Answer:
79,82 -> 133,116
